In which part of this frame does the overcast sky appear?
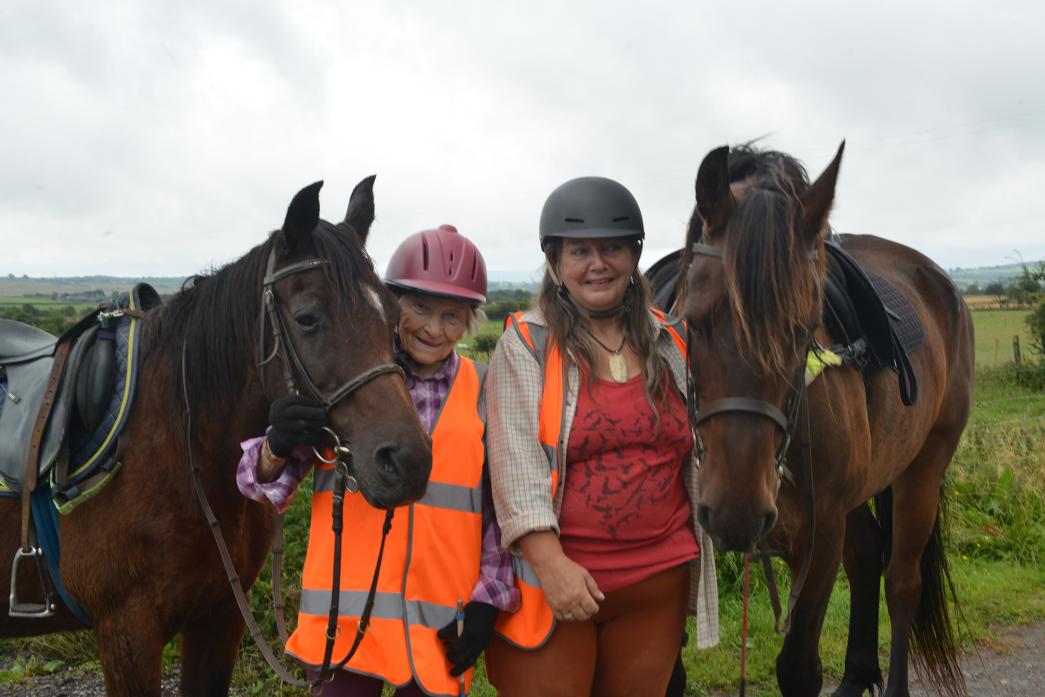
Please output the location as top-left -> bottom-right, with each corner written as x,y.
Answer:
3,1 -> 1043,281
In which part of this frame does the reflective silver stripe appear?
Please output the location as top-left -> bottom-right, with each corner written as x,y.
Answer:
312,471 -> 481,513
418,480 -> 482,513
513,556 -> 542,588
312,468 -> 337,494
299,589 -> 404,618
540,443 -> 557,471
298,589 -> 457,630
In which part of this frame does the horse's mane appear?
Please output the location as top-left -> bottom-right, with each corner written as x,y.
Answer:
690,144 -> 825,377
145,221 -> 380,420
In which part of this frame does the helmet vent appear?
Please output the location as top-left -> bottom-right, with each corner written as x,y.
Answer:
421,237 -> 430,270
470,256 -> 478,280
612,216 -> 629,222
564,217 -> 584,223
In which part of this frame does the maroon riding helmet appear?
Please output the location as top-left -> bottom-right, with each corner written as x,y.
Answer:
384,225 -> 488,305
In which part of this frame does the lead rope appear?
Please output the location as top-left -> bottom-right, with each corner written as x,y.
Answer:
740,552 -> 751,697
181,341 -> 393,693
181,342 -> 308,688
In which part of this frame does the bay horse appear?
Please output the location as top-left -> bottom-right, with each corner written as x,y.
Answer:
0,177 -> 433,696
681,144 -> 974,697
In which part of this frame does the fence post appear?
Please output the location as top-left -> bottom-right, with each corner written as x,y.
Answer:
1013,335 -> 1022,364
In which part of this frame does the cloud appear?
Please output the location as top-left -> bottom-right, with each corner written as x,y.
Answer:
2,0 -> 1043,279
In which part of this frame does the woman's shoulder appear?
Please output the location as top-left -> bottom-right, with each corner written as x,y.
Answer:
646,305 -> 685,331
508,307 -> 547,327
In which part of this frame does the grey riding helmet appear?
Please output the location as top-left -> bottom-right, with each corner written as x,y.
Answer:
538,176 -> 645,250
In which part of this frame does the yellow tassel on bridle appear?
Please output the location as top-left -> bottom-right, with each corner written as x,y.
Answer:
804,347 -> 844,385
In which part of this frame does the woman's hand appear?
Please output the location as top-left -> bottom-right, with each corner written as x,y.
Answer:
521,531 -> 604,622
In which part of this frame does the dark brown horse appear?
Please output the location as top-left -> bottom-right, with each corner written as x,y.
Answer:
0,178 -> 432,696
681,144 -> 974,697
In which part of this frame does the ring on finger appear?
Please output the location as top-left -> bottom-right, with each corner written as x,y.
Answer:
562,611 -> 574,620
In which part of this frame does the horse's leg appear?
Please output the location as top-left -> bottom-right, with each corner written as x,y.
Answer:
832,503 -> 885,697
775,513 -> 846,697
882,436 -> 962,697
179,595 -> 246,697
93,600 -> 166,697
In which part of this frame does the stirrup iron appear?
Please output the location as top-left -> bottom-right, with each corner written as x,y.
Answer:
8,547 -> 56,618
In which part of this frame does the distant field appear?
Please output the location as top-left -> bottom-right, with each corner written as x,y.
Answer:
470,310 -> 1037,367
973,309 -> 1034,366
0,296 -> 97,311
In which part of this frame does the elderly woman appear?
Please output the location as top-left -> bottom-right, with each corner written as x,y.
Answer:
484,178 -> 719,697
237,224 -> 517,697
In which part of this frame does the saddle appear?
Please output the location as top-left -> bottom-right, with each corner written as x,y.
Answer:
0,283 -> 160,498
1,283 -> 159,621
822,238 -> 923,406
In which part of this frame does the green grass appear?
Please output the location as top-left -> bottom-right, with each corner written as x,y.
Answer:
678,560 -> 1045,696
971,309 -> 1034,366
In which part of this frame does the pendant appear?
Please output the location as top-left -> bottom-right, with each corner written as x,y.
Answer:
608,352 -> 629,383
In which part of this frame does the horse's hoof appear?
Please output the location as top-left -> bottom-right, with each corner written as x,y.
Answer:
830,676 -> 877,697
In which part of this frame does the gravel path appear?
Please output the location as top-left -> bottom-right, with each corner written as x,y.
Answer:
3,622 -> 1045,696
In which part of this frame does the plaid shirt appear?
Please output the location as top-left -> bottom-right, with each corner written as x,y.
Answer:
236,347 -> 520,612
486,308 -> 719,649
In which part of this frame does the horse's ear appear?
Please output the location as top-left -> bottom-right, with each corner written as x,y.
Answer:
695,145 -> 734,237
344,174 -> 377,244
800,141 -> 844,245
282,181 -> 323,250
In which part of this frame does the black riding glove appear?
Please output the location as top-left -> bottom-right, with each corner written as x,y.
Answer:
266,394 -> 328,457
436,601 -> 499,677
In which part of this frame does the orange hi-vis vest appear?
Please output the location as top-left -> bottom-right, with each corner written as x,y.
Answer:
286,356 -> 486,697
493,309 -> 687,650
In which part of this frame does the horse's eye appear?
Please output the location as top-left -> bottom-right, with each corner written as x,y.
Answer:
294,312 -> 320,331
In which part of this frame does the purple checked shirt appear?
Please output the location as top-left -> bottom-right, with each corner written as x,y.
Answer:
236,346 -> 520,612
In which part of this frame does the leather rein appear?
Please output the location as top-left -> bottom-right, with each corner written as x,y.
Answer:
183,248 -> 404,691
687,241 -> 817,638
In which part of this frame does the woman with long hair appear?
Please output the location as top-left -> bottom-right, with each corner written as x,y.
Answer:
484,177 -> 718,696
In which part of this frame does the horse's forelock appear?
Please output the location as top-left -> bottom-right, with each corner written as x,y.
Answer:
310,220 -> 382,317
723,188 -> 819,378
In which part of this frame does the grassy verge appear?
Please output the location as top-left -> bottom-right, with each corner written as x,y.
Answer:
680,561 -> 1045,696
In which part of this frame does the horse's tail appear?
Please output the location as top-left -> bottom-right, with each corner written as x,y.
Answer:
875,486 -> 967,697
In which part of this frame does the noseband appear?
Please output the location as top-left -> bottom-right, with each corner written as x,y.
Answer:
257,249 -> 404,492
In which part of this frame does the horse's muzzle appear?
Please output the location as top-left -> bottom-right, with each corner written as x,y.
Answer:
697,502 -> 777,553
359,439 -> 432,509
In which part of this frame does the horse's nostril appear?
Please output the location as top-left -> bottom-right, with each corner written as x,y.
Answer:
374,442 -> 398,476
761,510 -> 777,539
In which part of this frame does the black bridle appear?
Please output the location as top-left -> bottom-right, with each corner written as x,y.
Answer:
185,248 -> 405,691
686,240 -> 818,640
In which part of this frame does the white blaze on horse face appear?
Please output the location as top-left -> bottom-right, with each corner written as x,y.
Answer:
366,287 -> 386,321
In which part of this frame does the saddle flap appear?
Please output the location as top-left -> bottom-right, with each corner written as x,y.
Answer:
823,240 -> 923,405
0,319 -> 56,365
